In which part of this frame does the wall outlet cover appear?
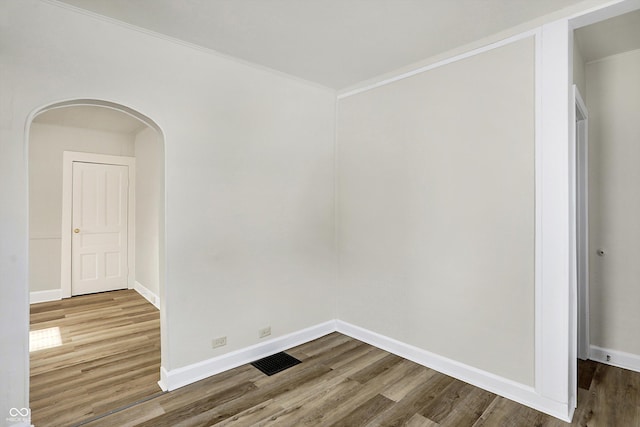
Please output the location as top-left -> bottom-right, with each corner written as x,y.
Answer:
212,336 -> 227,348
259,327 -> 271,338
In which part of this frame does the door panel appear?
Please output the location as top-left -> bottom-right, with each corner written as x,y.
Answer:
72,162 -> 129,296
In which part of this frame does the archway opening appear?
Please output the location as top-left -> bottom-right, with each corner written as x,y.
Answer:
26,99 -> 166,426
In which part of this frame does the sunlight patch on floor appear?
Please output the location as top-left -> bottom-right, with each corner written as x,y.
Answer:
30,327 -> 62,351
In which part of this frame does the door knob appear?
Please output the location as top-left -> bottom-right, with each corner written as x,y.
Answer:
74,228 -> 80,233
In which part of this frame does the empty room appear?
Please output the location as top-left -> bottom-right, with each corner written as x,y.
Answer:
1,0 -> 640,426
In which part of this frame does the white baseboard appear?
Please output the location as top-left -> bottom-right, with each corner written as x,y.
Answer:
30,289 -> 62,304
590,345 -> 640,373
158,366 -> 169,391
157,318 -> 571,422
159,320 -> 336,391
334,320 -> 572,422
134,281 -> 160,309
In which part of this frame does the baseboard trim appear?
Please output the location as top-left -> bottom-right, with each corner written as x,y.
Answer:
590,345 -> 640,373
134,281 -> 160,309
160,320 -> 336,391
334,320 -> 572,422
158,366 -> 169,391
30,289 -> 62,304
158,318 -> 571,422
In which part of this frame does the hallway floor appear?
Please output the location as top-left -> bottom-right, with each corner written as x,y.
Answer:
29,289 -> 161,427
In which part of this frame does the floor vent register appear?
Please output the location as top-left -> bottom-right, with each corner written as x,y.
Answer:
251,352 -> 301,376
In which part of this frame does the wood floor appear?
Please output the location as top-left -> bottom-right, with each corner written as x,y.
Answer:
31,292 -> 640,426
30,289 -> 161,427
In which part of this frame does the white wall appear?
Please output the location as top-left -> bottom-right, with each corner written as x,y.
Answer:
337,38 -> 535,386
134,126 -> 163,299
29,122 -> 136,293
0,0 -> 336,417
574,40 -> 587,99
1,0 -> 618,421
587,49 -> 640,357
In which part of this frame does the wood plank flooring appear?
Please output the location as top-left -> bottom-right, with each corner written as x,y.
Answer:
83,335 -> 638,427
30,289 -> 161,427
31,292 -> 640,426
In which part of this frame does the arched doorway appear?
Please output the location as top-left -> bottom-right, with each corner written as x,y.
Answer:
26,99 -> 166,426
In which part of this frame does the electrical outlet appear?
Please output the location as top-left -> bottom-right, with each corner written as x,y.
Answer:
258,326 -> 271,338
212,336 -> 227,348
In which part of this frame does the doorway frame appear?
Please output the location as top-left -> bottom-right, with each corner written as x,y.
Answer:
573,85 -> 589,360
564,0 -> 640,417
60,151 -> 136,298
22,98 -> 167,423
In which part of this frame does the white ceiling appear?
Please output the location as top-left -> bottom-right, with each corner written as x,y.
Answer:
55,0 -> 590,89
34,105 -> 148,134
575,9 -> 640,62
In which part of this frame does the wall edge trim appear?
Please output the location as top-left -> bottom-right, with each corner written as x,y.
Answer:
335,320 -> 573,422
159,320 -> 336,391
159,318 -> 571,422
337,29 -> 537,99
134,281 -> 160,310
590,345 -> 640,373
29,289 -> 62,304
158,366 -> 169,392
40,0 -> 336,94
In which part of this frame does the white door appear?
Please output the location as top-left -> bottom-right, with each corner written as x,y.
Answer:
576,117 -> 589,359
72,162 -> 129,296
574,85 -> 590,360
